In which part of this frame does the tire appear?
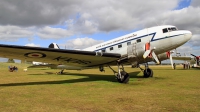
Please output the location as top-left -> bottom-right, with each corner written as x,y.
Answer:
117,71 -> 130,83
143,68 -> 153,78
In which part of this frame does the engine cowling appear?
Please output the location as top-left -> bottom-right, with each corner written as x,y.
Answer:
157,52 -> 170,62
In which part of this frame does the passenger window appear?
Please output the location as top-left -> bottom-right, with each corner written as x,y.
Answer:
110,47 -> 113,51
102,49 -> 106,52
127,42 -> 131,45
162,28 -> 168,33
118,44 -> 122,48
137,39 -> 141,43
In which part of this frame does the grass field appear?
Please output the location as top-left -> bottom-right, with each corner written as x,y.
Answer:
0,63 -> 199,112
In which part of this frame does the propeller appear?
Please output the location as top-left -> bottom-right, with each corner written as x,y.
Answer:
143,42 -> 160,64
143,49 -> 160,64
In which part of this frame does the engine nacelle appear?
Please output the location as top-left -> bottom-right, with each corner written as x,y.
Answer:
157,52 -> 170,62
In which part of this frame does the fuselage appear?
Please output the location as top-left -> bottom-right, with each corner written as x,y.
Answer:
83,25 -> 192,65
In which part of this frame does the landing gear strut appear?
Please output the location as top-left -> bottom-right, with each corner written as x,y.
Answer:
108,62 -> 129,83
143,63 -> 153,78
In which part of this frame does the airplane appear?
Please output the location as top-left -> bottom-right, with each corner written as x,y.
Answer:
0,25 -> 192,83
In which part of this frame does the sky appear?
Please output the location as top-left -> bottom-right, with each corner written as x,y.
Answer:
0,0 -> 199,62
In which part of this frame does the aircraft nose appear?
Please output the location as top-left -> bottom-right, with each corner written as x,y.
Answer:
184,31 -> 192,40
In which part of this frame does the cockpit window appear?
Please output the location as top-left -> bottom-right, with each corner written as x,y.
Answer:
163,27 -> 178,33
171,27 -> 177,31
163,28 -> 168,33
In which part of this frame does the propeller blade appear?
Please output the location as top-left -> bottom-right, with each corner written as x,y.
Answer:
191,54 -> 199,65
152,51 -> 160,64
170,54 -> 174,69
143,50 -> 151,59
191,54 -> 196,57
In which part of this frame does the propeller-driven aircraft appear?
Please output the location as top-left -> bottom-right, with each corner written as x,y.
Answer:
0,25 -> 192,83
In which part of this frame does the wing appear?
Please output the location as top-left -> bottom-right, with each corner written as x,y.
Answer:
0,44 -> 121,67
172,56 -> 192,61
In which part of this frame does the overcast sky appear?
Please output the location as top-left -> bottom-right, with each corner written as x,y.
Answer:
0,0 -> 199,60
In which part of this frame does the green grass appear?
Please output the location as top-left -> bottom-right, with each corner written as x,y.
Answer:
0,63 -> 199,112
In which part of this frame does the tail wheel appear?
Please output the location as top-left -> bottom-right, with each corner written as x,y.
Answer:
143,68 -> 153,78
117,71 -> 130,83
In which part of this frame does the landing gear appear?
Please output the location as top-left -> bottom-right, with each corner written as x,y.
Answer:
99,66 -> 105,72
143,68 -> 153,78
143,63 -> 153,78
56,69 -> 64,74
116,71 -> 130,83
108,62 -> 129,83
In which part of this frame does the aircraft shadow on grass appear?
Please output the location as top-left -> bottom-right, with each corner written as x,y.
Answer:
0,71 -> 145,87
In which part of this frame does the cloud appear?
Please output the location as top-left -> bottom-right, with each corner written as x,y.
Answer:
175,34 -> 200,56
0,25 -> 34,41
0,0 -> 179,31
25,43 -> 40,47
0,25 -> 74,41
146,6 -> 200,34
175,44 -> 200,56
37,26 -> 73,39
67,0 -> 179,32
191,0 -> 200,7
67,17 -> 99,34
61,37 -> 104,49
0,0 -> 196,34
0,0 -> 199,51
187,34 -> 200,47
0,0 -> 81,26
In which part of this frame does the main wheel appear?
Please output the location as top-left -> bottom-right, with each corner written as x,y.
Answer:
117,71 -> 130,83
143,68 -> 153,78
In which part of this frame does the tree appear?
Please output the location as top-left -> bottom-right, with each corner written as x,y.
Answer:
7,58 -> 15,63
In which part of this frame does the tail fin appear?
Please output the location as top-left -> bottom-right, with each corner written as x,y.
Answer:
48,43 -> 60,49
